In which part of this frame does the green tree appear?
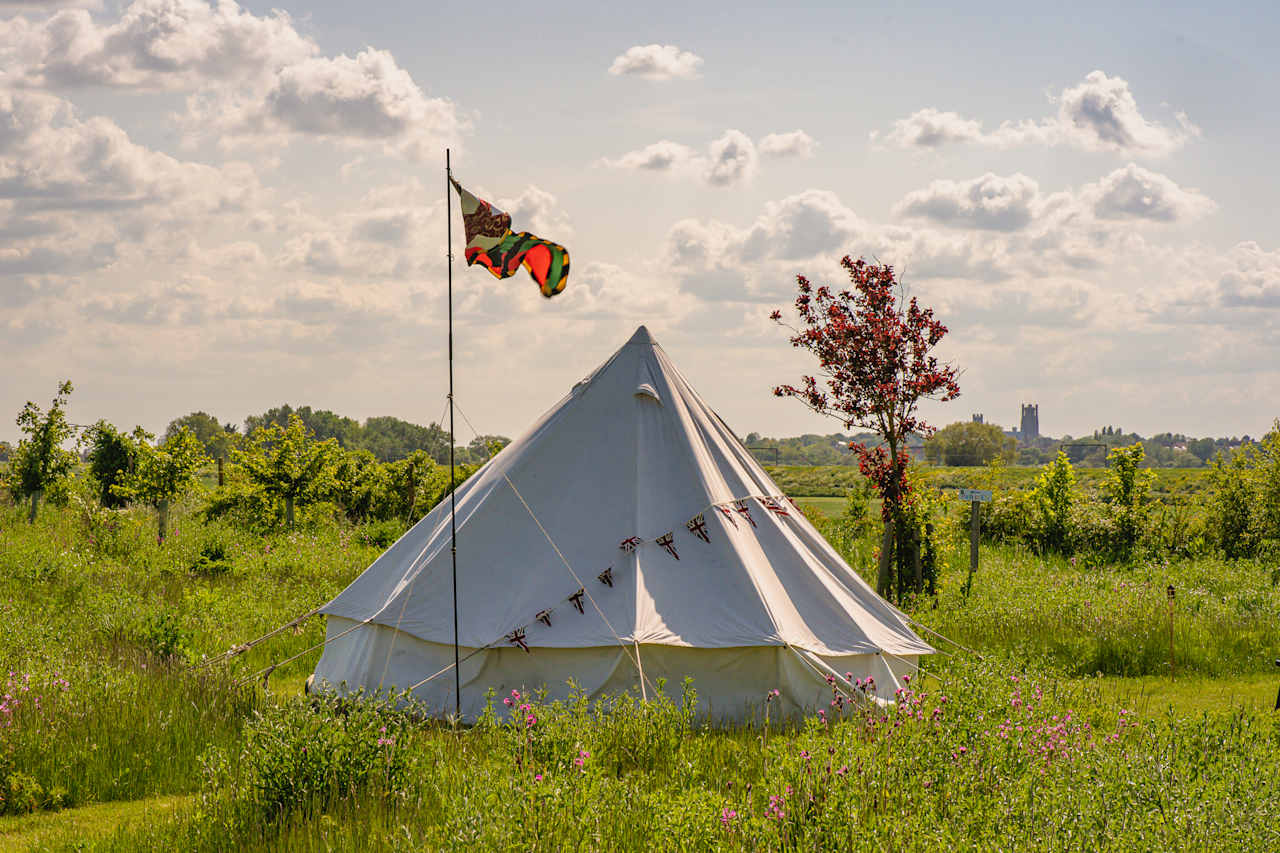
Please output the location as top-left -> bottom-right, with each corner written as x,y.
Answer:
360,416 -> 450,462
86,421 -> 137,509
1253,419 -> 1280,547
245,405 -> 361,448
236,414 -> 338,527
10,380 -> 77,523
165,412 -> 237,460
1030,451 -> 1076,554
1207,449 -> 1257,559
1187,437 -> 1217,464
924,421 -> 1017,466
1102,443 -> 1154,560
114,427 -> 208,543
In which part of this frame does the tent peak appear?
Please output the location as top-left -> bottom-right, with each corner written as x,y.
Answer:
626,325 -> 656,346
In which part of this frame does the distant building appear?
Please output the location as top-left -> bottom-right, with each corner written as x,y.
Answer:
1020,404 -> 1040,441
972,413 -> 984,424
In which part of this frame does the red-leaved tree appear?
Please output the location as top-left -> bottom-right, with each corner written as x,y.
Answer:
771,256 -> 959,597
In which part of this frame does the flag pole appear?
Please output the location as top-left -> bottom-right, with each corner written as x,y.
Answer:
446,148 -> 461,720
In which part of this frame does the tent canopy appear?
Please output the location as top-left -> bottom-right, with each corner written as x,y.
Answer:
314,325 -> 930,720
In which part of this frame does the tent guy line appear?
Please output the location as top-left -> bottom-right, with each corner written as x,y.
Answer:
501,471 -> 662,700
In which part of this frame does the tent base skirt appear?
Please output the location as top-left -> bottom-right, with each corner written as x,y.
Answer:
312,617 -> 918,724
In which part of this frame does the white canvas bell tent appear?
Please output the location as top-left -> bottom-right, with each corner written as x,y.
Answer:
312,325 -> 932,721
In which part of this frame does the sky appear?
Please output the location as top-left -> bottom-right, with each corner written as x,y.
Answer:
2,0 -> 1278,446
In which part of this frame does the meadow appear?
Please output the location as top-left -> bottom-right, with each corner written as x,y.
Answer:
1,467 -> 1278,851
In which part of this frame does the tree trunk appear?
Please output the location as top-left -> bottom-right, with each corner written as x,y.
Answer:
912,525 -> 923,595
877,517 -> 894,598
285,496 -> 295,527
28,490 -> 41,524
216,456 -> 224,488
157,499 -> 170,544
404,462 -> 417,521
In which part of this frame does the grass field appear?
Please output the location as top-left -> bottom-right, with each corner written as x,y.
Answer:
771,464 -> 1214,500
1,477 -> 1278,850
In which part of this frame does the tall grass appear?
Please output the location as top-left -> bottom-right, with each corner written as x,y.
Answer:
72,659 -> 1280,851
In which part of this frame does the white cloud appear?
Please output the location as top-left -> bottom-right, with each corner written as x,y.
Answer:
894,173 -> 1041,231
0,0 -> 315,89
0,89 -> 256,215
601,140 -> 699,172
1217,242 -> 1280,308
877,71 -> 1195,157
606,129 -> 811,187
704,129 -> 757,187
188,47 -> 462,160
0,2 -> 463,159
877,108 -> 986,149
1056,71 -> 1197,155
758,130 -> 816,159
608,44 -> 702,80
1081,163 -> 1214,222
895,166 -> 1213,233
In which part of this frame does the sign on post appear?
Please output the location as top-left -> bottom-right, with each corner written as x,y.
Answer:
959,489 -> 991,598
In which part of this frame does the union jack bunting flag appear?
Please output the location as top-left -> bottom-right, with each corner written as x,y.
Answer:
686,513 -> 711,543
762,497 -> 789,516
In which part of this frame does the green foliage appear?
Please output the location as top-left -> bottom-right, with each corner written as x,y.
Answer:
234,415 -> 338,527
4,480 -> 1280,850
86,422 -> 136,509
360,416 -> 450,463
924,421 -> 1017,466
244,406 -> 361,449
116,427 -> 209,509
190,539 -> 235,578
1030,451 -> 1076,554
139,611 -> 196,664
9,380 -> 77,521
164,412 -> 238,461
202,693 -> 414,824
743,432 -> 871,466
1101,443 -> 1155,561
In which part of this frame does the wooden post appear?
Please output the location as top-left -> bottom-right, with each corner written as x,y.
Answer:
157,498 -> 170,544
216,456 -> 224,488
405,461 -> 417,520
1167,585 -> 1176,679
28,490 -> 40,524
912,526 -> 923,595
963,500 -> 979,599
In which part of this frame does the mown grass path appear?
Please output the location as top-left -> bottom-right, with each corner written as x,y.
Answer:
0,794 -> 191,852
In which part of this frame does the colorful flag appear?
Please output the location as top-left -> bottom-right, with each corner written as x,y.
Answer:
451,178 -> 569,298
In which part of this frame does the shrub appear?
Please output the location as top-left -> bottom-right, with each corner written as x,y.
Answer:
190,538 -> 235,577
139,611 -> 196,664
357,518 -> 409,549
1030,451 -> 1076,554
1101,443 -> 1154,562
1207,449 -> 1258,559
205,693 -> 415,821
